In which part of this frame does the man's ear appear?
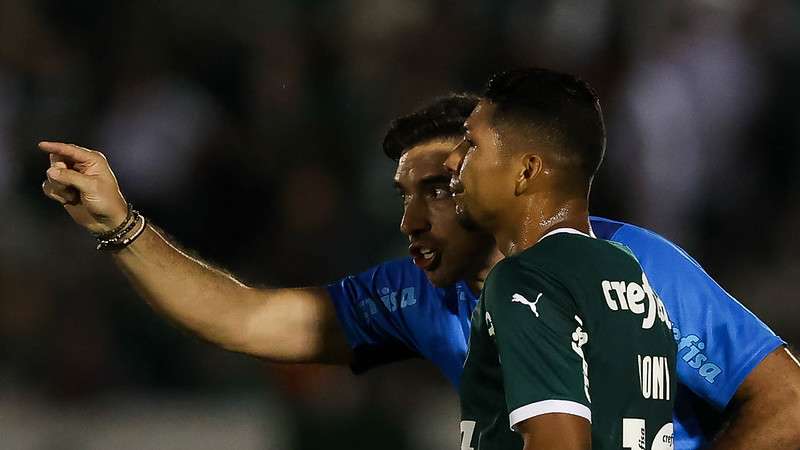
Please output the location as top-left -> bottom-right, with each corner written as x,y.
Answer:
515,153 -> 543,195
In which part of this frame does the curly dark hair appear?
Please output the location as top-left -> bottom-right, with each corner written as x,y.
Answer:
382,93 -> 479,161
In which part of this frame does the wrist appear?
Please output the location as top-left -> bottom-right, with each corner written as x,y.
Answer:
116,216 -> 147,243
105,210 -> 130,233
94,204 -> 133,238
97,203 -> 131,235
95,206 -> 147,251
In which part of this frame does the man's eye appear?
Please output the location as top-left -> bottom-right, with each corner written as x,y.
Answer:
432,187 -> 450,200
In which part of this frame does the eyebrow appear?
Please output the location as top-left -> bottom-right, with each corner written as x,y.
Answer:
393,174 -> 451,192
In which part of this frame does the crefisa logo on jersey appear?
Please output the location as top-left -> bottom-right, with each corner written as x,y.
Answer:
671,325 -> 722,384
601,273 -> 672,330
357,286 -> 418,324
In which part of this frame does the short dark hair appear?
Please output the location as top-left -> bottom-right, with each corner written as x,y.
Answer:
383,93 -> 479,161
484,68 -> 606,180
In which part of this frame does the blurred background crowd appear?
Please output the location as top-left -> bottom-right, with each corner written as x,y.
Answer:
1,0 -> 798,448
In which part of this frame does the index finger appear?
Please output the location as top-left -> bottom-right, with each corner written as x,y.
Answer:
38,141 -> 96,164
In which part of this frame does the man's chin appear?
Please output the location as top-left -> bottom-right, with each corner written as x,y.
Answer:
424,266 -> 460,288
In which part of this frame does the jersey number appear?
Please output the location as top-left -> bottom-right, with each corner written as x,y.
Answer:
622,418 -> 673,450
460,420 -> 476,450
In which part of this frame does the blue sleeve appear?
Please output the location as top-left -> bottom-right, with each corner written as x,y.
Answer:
326,258 -> 423,373
611,225 -> 785,410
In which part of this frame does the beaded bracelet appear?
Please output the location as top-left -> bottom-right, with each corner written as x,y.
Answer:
94,206 -> 140,246
119,214 -> 147,246
94,203 -> 134,239
96,210 -> 147,251
103,211 -> 139,243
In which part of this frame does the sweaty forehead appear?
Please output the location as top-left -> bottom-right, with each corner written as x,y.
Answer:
394,139 -> 460,185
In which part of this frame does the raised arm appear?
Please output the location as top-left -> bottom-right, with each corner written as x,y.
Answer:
39,141 -> 352,364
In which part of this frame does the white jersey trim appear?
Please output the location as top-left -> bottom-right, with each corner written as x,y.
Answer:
538,227 -> 594,242
509,399 -> 592,430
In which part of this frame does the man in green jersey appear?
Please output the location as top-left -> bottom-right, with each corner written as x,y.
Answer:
445,68 -> 677,450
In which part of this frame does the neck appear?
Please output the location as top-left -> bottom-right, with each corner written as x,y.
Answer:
494,196 -> 590,257
466,247 -> 505,295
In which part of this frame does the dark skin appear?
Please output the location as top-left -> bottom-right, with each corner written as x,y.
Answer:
446,101 -> 591,257
518,414 -> 591,450
445,100 -> 595,449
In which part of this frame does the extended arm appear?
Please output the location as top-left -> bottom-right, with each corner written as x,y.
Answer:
114,225 -> 351,362
40,141 -> 351,364
710,347 -> 800,450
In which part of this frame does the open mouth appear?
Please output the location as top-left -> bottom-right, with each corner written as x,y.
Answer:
410,245 -> 442,271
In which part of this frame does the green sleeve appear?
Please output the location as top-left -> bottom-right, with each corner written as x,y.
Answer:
484,259 -> 592,430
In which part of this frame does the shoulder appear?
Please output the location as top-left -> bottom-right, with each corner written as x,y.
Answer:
534,232 -> 638,271
484,256 -> 554,308
484,257 -> 518,291
591,216 -> 700,268
591,216 -> 674,250
484,258 -> 528,298
329,256 -> 438,302
589,215 -> 627,239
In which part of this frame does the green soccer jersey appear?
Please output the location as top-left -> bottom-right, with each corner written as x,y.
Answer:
459,229 -> 676,450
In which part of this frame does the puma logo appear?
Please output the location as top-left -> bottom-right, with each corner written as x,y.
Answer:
512,293 -> 542,317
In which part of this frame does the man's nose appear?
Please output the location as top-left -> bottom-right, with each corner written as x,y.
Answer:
400,198 -> 431,237
444,139 -> 467,175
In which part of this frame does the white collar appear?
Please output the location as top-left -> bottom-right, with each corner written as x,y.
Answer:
538,226 -> 595,243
